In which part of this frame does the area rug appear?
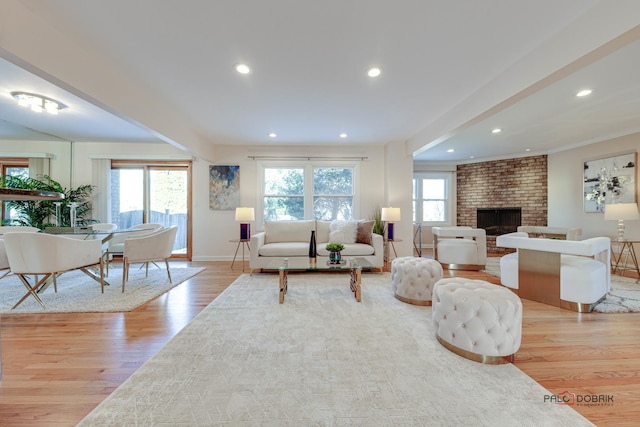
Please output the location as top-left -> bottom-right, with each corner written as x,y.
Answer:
482,257 -> 640,313
78,272 -> 591,426
0,266 -> 204,314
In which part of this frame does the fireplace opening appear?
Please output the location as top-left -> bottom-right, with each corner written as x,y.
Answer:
477,208 -> 521,236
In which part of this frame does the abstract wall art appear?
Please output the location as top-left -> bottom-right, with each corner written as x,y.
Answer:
209,165 -> 240,210
584,152 -> 637,213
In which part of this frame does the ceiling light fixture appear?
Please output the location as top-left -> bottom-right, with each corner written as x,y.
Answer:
268,132 -> 277,138
367,67 -> 381,77
339,133 -> 348,138
491,128 -> 502,134
235,64 -> 251,74
447,149 -> 455,153
11,92 -> 67,115
576,89 -> 592,97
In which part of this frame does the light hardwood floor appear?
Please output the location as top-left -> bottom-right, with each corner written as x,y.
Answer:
0,259 -> 639,426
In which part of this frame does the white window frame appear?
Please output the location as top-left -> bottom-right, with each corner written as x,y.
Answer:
413,171 -> 454,225
257,160 -> 360,225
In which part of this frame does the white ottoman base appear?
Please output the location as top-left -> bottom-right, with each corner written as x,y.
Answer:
432,278 -> 522,364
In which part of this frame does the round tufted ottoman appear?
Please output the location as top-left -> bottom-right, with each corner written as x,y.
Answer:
391,257 -> 443,306
432,278 -> 522,364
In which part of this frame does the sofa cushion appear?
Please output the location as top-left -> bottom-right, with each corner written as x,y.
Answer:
356,220 -> 374,245
317,243 -> 375,257
265,220 -> 315,243
316,220 -> 331,243
329,220 -> 358,244
258,242 -> 309,257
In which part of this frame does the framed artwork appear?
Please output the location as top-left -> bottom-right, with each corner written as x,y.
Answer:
584,152 -> 637,213
209,165 -> 240,210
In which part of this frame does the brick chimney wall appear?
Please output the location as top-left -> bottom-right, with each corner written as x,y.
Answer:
456,155 -> 548,253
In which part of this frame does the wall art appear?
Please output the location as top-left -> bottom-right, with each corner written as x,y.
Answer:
209,165 -> 240,210
584,152 -> 637,212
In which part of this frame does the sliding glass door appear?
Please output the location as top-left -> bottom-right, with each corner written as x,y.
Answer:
110,161 -> 191,258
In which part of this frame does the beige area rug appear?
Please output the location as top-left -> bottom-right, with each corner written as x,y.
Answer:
79,272 -> 591,426
0,266 -> 204,313
483,257 -> 640,313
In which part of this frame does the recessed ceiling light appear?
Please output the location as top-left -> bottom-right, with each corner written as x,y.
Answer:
525,148 -> 531,152
339,133 -> 348,138
491,128 -> 502,134
576,89 -> 592,97
268,133 -> 277,138
447,149 -> 455,153
470,156 -> 475,159
235,64 -> 251,74
367,67 -> 381,77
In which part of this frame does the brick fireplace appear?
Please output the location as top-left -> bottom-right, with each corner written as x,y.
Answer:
457,155 -> 547,253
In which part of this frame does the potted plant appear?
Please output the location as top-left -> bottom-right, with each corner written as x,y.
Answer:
0,174 -> 95,229
370,206 -> 384,235
325,242 -> 345,264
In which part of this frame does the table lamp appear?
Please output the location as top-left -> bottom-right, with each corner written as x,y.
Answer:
381,207 -> 401,241
235,207 -> 255,240
604,203 -> 639,241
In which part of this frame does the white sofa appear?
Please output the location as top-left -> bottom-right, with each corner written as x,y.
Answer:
250,220 -> 383,270
496,232 -> 610,312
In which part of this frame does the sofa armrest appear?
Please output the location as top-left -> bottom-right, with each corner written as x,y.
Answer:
250,232 -> 266,269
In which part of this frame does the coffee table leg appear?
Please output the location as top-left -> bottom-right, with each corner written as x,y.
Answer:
350,266 -> 362,302
279,268 -> 288,304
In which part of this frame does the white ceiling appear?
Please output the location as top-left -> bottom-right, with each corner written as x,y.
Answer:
1,0 -> 639,163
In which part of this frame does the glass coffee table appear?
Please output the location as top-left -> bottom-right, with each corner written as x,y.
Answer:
263,257 -> 375,304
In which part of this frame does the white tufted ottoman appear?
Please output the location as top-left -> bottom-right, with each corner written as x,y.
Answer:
391,257 -> 443,306
432,278 -> 522,364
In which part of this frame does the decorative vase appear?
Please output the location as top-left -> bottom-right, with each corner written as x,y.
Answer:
309,230 -> 317,263
329,251 -> 342,264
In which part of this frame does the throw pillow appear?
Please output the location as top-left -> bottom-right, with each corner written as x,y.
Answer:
329,220 -> 358,244
356,220 -> 374,245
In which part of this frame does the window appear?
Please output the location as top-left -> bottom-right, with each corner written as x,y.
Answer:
0,158 -> 29,222
313,167 -> 354,220
110,160 -> 191,257
413,172 -> 453,224
260,162 -> 357,222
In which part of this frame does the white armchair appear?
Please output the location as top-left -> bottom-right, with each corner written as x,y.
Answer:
2,232 -> 104,309
432,226 -> 487,270
0,227 -> 40,279
121,225 -> 177,292
496,232 -> 610,312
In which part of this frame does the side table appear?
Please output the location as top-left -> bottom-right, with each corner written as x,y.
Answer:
610,240 -> 640,281
384,238 -> 402,262
230,239 -> 251,272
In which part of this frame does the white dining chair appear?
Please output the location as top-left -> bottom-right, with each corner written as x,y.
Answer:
121,226 -> 177,292
2,232 -> 104,309
105,223 -> 163,272
0,226 -> 40,280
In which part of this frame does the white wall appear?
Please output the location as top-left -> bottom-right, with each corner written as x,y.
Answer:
385,141 -> 414,257
549,132 -> 640,239
199,144 -> 387,261
0,139 -> 72,187
1,140 -> 389,261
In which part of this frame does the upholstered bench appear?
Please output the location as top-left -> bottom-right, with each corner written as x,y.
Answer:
496,232 -> 610,312
432,278 -> 522,364
391,257 -> 443,306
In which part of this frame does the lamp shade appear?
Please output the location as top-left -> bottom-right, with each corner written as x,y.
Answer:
381,207 -> 401,222
235,207 -> 255,222
604,203 -> 640,221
